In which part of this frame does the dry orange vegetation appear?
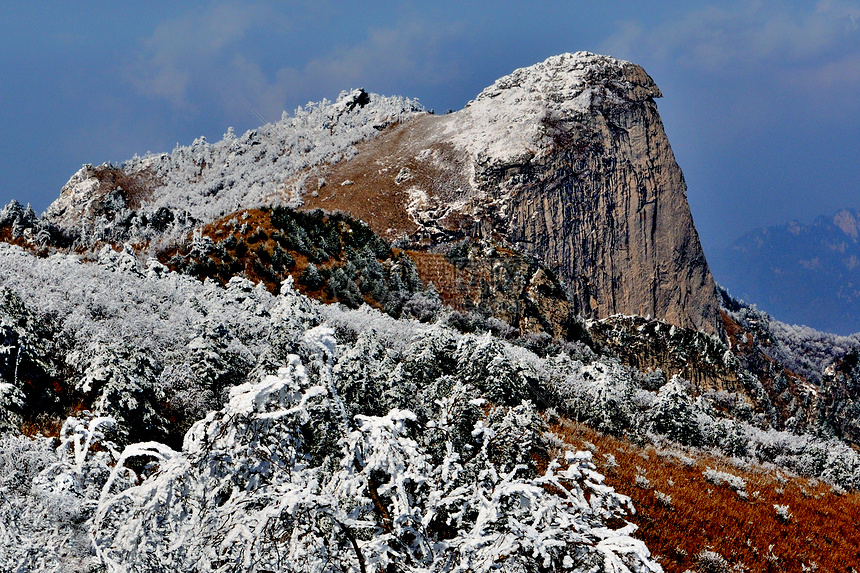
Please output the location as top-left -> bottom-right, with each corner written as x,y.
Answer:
158,208 -> 320,296
406,250 -> 482,311
20,415 -> 64,438
297,113 -> 472,244
406,245 -> 542,307
550,417 -> 860,572
156,207 -> 420,312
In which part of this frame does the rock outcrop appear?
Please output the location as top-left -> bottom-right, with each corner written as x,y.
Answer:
39,52 -> 722,337
304,52 -> 723,337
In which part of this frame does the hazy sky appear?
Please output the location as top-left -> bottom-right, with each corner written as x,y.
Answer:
1,1 -> 858,276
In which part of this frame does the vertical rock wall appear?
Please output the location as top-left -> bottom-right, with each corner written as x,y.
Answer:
458,53 -> 723,337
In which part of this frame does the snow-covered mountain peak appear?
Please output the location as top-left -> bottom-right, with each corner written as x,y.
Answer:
41,55 -> 660,238
445,51 -> 661,166
473,51 -> 660,108
43,90 -> 424,234
45,164 -> 102,224
292,53 -> 719,336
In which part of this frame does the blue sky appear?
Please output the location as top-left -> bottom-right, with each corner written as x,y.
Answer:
1,1 -> 858,276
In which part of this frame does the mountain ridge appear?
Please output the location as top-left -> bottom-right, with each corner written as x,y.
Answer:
41,52 -> 722,338
300,52 -> 723,337
3,52 -> 859,571
717,207 -> 860,335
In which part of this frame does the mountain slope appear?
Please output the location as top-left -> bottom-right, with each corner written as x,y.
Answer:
3,52 -> 860,572
40,52 -> 721,338
42,90 -> 424,243
300,52 -> 721,337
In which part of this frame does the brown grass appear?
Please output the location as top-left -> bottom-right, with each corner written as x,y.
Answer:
91,164 -> 159,210
550,418 -> 860,572
20,414 -> 64,438
0,226 -> 51,257
297,113 -> 472,244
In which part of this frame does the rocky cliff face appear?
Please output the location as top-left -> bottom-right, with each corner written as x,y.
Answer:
305,52 -> 722,337
465,53 -> 720,336
40,52 -> 721,337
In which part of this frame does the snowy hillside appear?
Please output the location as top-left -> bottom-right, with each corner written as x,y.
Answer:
2,235 -> 860,569
43,89 -> 424,245
0,243 -> 667,571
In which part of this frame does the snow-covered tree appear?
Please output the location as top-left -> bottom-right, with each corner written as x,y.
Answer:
647,376 -> 703,447
92,349 -> 662,572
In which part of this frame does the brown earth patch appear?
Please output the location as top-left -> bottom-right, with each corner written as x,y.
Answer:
552,418 -> 860,573
296,114 -> 473,244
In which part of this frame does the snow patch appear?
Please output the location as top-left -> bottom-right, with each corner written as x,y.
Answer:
443,51 -> 658,169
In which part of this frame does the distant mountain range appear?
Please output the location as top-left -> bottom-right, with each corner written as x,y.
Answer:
716,208 -> 860,335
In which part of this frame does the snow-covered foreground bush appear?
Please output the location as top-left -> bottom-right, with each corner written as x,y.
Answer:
0,415 -> 131,572
0,249 -> 663,571
91,340 -> 661,572
4,241 -> 860,569
0,331 -> 663,571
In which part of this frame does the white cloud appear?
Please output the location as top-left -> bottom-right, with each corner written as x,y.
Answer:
129,2 -> 277,110
603,1 -> 860,72
128,2 -> 465,122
